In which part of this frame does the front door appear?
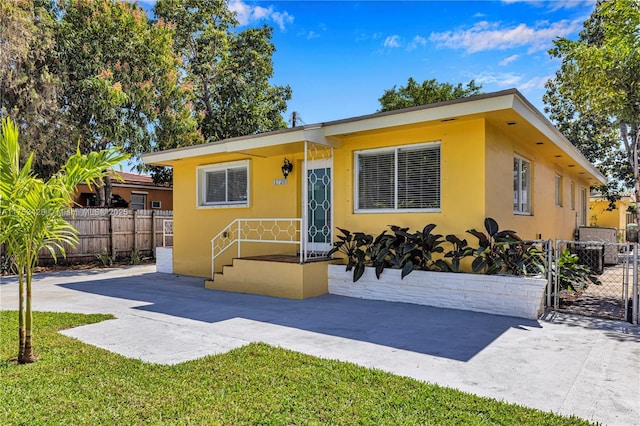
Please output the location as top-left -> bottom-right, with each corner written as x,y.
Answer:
306,160 -> 332,253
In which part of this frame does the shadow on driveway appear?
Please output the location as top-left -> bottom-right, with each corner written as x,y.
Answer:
60,272 -> 542,362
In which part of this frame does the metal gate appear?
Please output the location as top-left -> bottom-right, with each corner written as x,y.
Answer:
551,240 -> 636,322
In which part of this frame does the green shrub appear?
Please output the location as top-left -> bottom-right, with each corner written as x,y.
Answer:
330,218 -> 545,282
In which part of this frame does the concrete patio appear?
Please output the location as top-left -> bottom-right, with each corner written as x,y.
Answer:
1,265 -> 638,425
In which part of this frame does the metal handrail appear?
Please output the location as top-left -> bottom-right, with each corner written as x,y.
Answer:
210,218 -> 303,279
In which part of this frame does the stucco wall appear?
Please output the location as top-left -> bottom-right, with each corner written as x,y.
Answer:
333,118 -> 487,238
170,117 -> 597,278
590,199 -> 630,231
484,121 -> 591,241
172,153 -> 303,277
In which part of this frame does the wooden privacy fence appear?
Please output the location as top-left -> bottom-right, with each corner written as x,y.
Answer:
35,208 -> 173,264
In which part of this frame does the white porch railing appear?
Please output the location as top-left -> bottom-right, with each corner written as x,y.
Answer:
210,218 -> 303,279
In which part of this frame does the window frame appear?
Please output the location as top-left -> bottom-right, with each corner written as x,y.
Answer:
196,160 -> 250,209
555,175 -> 563,207
579,186 -> 588,226
353,141 -> 441,213
570,181 -> 575,210
513,154 -> 532,215
130,193 -> 147,210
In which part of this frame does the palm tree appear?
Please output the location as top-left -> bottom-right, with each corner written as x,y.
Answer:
0,117 -> 128,363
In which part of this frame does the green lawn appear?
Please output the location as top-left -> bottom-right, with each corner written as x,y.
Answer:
1,311 -> 591,425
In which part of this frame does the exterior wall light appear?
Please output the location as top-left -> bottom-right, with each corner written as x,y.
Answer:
281,158 -> 293,179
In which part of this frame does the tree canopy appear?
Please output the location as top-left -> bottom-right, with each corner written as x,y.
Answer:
0,1 -> 65,178
544,0 -> 640,211
378,78 -> 483,112
154,0 -> 292,143
0,0 -> 293,189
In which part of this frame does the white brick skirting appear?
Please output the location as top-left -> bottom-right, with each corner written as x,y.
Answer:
156,247 -> 173,274
328,265 -> 547,320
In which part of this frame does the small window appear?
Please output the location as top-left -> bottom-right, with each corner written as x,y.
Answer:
197,160 -> 249,208
555,175 -> 563,207
570,181 -> 575,210
150,201 -> 161,209
513,155 -> 531,214
354,142 -> 440,212
130,194 -> 146,210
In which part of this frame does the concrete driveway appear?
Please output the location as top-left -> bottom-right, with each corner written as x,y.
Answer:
1,265 -> 638,425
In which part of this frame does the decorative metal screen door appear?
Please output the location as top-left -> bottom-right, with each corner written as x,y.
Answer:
306,158 -> 332,254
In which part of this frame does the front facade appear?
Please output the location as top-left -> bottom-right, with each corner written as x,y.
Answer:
143,89 -> 606,293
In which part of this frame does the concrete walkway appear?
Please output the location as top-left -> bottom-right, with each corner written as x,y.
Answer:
1,265 -> 638,425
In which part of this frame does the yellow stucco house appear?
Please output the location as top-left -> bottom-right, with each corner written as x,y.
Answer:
142,89 -> 606,298
589,194 -> 634,239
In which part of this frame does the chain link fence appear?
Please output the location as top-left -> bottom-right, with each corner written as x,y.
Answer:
551,240 -> 633,322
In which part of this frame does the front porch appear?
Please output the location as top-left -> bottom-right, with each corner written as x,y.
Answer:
205,255 -> 341,299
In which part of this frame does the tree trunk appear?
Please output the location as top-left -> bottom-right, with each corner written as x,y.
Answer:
104,174 -> 112,207
17,267 -> 25,362
96,182 -> 106,207
634,129 -> 640,231
20,266 -> 36,363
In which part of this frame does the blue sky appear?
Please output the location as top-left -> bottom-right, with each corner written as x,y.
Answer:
137,0 -> 596,124
226,0 -> 596,124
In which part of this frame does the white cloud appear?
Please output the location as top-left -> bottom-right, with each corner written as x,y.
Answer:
499,54 -> 520,66
474,72 -> 522,87
501,0 -> 595,11
472,71 -> 552,93
517,75 -> 552,91
228,0 -> 293,30
306,31 -> 320,40
383,35 -> 401,48
429,18 -> 582,53
407,35 -> 427,51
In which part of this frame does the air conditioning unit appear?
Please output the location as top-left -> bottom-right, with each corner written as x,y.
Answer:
150,201 -> 161,209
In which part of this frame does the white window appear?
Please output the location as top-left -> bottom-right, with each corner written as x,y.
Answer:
570,181 -> 575,210
513,155 -> 531,214
130,194 -> 146,210
354,142 -> 440,212
555,175 -> 563,207
580,187 -> 588,226
197,160 -> 249,208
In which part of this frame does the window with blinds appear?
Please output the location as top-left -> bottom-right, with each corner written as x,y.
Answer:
355,142 -> 441,212
197,161 -> 249,207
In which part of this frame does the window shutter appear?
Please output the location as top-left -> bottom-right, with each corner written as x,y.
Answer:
397,146 -> 440,209
206,170 -> 226,203
358,151 -> 394,209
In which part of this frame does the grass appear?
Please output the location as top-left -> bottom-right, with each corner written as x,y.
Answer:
1,311 -> 592,425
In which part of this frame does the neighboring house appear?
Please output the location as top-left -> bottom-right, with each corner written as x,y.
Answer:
590,193 -> 635,235
74,171 -> 173,210
142,89 -> 606,298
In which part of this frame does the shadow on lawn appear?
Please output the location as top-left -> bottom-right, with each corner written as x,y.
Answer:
60,272 -> 542,362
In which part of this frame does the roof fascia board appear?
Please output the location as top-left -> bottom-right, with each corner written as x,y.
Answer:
142,129 -> 307,164
111,183 -> 172,191
511,95 -> 607,184
323,95 -> 515,137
